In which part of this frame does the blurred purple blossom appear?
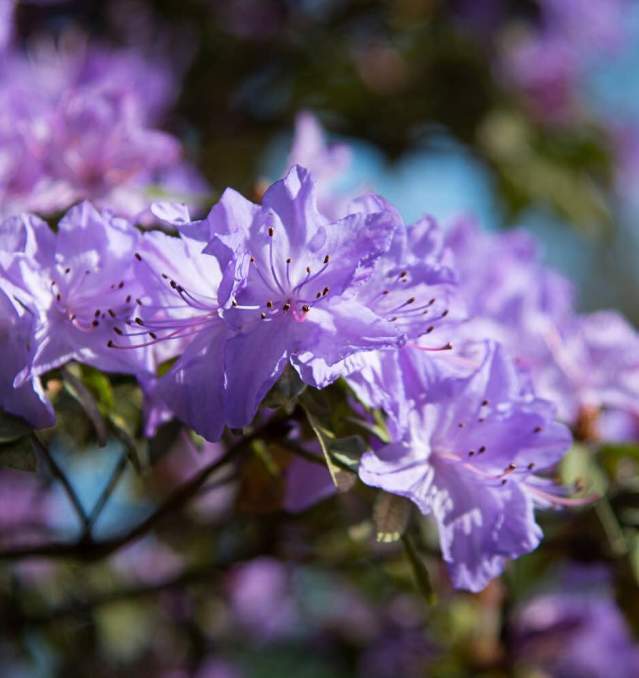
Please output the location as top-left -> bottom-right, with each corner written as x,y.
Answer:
0,34 -> 207,219
513,566 -> 639,678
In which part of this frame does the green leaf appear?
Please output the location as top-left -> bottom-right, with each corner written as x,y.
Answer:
327,435 -> 366,472
80,365 -> 114,413
302,406 -> 356,492
373,492 -> 411,543
0,436 -> 37,472
560,443 -> 608,495
402,534 -> 436,605
0,410 -> 32,443
263,366 -> 307,411
62,365 -> 108,446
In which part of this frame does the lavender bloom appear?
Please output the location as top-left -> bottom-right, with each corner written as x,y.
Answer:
227,558 -> 299,641
0,1 -> 15,53
130,224 -> 228,442
0,37 -> 206,219
283,450 -> 334,513
156,165 -> 407,436
358,341 -> 572,592
0,287 -> 55,428
513,567 -> 639,678
446,218 -> 639,429
2,203 -> 151,384
286,112 -> 353,220
502,0 -> 629,121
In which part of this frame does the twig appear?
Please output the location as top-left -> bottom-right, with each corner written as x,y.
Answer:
32,433 -> 91,535
85,451 -> 129,534
2,419 -> 288,562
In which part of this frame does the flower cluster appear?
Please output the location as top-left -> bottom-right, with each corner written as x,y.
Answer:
0,21 -> 207,220
501,0 -> 628,122
4,113 -> 638,593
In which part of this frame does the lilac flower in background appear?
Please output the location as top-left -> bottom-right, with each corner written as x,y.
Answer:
0,286 -> 55,428
513,566 -> 639,678
533,311 -> 639,431
358,341 -> 573,592
283,449 -> 335,513
0,1 -> 15,53
501,0 -> 629,122
158,165 -> 407,437
446,218 -> 639,432
286,112 -> 353,220
227,558 -> 299,641
1,203 -> 152,384
0,34 -> 207,219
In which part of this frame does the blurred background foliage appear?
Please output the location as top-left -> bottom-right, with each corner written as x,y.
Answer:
5,1 -> 639,676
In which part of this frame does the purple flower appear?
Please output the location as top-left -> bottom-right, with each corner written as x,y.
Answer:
130,224 -> 228,442
357,341 -> 572,592
446,218 -> 639,429
0,38 -> 207,219
501,0 -> 629,122
0,286 -> 55,429
0,1 -> 15,53
513,566 -> 639,678
286,112 -> 353,220
2,203 -> 151,384
152,165 -> 408,438
227,558 -> 299,641
283,449 -> 335,513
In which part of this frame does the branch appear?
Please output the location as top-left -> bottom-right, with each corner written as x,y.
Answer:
32,433 -> 91,534
1,418 -> 288,562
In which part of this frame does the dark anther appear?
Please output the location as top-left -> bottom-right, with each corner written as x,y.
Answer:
268,227 -> 274,237
406,297 -> 415,304
426,326 -> 434,334
135,253 -> 142,261
286,257 -> 292,264
108,309 -> 116,318
527,463 -> 535,470
306,266 -> 311,274
118,281 -> 125,289
135,317 -> 144,326
283,302 -> 291,312
114,327 -> 123,335
302,305 -> 310,313
501,479 -> 507,486
323,255 -> 330,264
260,312 -> 267,319
149,332 -> 158,340
126,295 -> 132,303
468,450 -> 475,457
170,280 -> 178,289
92,320 -> 99,328
441,309 -> 449,317
478,446 -> 486,454
482,400 -> 489,406
94,309 -> 101,318
56,293 -> 61,301
322,287 -> 329,296
266,301 -> 273,308
533,426 -> 543,433
64,267 -> 71,274
107,340 -> 114,348
250,256 -> 256,263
